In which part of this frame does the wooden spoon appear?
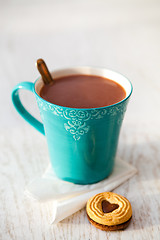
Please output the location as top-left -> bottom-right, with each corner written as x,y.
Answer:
36,58 -> 54,85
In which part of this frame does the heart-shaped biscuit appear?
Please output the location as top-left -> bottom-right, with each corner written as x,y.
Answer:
86,192 -> 132,227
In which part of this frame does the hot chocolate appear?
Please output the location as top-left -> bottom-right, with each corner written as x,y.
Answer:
40,74 -> 126,108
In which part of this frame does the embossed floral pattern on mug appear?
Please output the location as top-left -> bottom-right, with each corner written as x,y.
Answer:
36,98 -> 127,140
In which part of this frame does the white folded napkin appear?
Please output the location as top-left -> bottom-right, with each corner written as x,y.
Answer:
25,159 -> 137,224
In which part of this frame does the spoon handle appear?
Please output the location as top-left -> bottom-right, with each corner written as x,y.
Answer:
36,59 -> 53,84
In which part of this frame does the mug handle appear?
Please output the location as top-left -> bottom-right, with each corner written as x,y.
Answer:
11,81 -> 45,135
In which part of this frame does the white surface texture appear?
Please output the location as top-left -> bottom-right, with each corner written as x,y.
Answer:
1,0 -> 160,239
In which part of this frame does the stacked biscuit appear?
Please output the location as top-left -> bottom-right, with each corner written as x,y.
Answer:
86,192 -> 132,231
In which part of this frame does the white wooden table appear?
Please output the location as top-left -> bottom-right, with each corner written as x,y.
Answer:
1,0 -> 160,239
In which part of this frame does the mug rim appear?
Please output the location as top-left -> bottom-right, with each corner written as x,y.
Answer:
34,66 -> 133,110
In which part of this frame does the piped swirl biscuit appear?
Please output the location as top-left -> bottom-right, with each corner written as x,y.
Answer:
86,192 -> 132,230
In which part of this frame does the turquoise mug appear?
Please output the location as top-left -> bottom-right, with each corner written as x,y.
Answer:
12,67 -> 132,184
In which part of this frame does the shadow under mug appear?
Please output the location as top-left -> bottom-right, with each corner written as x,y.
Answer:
11,67 -> 132,184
